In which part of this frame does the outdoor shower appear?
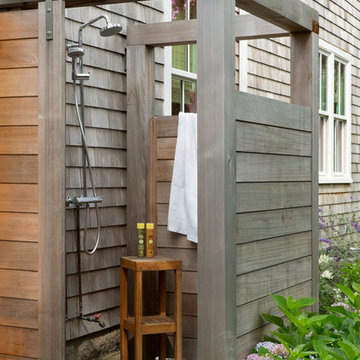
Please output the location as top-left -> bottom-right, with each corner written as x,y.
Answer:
65,14 -> 122,328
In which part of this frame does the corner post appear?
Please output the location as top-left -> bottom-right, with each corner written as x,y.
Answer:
127,45 -> 155,255
38,1 -> 66,358
290,26 -> 319,309
197,0 -> 237,358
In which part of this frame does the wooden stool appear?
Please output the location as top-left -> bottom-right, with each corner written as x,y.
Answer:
120,256 -> 182,360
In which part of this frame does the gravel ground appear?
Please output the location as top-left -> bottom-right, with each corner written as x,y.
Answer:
96,351 -> 120,360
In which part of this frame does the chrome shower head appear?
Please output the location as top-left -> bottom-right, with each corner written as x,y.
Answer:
67,44 -> 85,59
99,23 -> 122,37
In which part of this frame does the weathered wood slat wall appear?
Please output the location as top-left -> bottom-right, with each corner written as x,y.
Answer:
0,9 -> 40,359
150,116 -> 198,359
235,93 -> 313,358
64,3 -> 164,341
245,1 -> 359,240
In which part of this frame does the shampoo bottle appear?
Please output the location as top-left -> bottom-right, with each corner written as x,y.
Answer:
146,223 -> 154,257
137,223 -> 145,257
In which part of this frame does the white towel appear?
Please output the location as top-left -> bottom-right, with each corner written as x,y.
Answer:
168,112 -> 198,243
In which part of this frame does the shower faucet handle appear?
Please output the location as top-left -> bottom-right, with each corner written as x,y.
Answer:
75,73 -> 90,81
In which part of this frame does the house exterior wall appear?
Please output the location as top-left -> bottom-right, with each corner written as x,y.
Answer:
64,2 -> 164,342
247,0 -> 360,229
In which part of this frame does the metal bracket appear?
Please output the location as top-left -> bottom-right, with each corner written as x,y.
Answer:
45,0 -> 53,40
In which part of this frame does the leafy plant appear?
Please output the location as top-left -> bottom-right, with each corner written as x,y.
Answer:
261,294 -> 332,355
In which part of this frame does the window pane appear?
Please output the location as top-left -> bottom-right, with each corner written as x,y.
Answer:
184,80 -> 197,113
172,0 -> 186,20
172,45 -> 187,71
334,60 -> 339,114
172,78 -> 182,115
320,54 -> 327,111
334,119 -> 344,173
189,0 -> 197,19
319,116 -> 326,172
190,44 -> 197,74
340,62 -> 345,115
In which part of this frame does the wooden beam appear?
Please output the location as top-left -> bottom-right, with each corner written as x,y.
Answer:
38,1 -> 66,358
127,15 -> 288,47
236,0 -> 319,33
127,19 -> 197,47
198,0 -> 236,359
290,31 -> 319,309
0,0 -> 141,10
236,14 -> 289,40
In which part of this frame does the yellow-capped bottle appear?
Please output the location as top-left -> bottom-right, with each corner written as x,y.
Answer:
137,223 -> 145,257
146,223 -> 154,258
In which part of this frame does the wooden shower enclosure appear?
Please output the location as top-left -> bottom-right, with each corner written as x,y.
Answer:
0,0 -> 318,359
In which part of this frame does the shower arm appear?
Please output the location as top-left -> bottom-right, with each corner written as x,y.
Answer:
78,15 -> 110,47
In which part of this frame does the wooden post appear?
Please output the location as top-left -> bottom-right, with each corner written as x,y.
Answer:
127,45 -> 155,256
38,1 -> 66,358
197,0 -> 236,359
126,45 -> 156,359
290,29 -> 319,309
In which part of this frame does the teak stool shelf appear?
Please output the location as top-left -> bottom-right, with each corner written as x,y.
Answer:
120,256 -> 182,360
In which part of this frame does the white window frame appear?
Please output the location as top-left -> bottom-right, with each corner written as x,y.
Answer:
163,1 -> 248,114
319,39 -> 352,184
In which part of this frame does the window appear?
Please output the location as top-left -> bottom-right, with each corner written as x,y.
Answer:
163,1 -> 248,114
171,0 -> 197,115
319,40 -> 352,183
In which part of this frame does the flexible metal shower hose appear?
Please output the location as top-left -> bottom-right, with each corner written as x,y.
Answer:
73,80 -> 101,255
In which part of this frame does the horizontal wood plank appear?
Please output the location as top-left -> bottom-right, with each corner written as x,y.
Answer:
166,271 -> 197,294
236,0 -> 318,32
0,184 -> 38,213
0,10 -> 37,40
236,153 -> 311,182
236,121 -> 311,156
0,298 -> 37,329
0,213 -> 38,241
235,14 -> 289,40
156,117 -> 178,137
236,207 -> 312,244
0,97 -> 38,126
0,68 -> 38,97
127,15 -> 289,47
236,182 -> 311,213
0,127 -> 38,155
236,281 -> 311,337
157,247 -> 197,272
0,39 -> 38,69
0,241 -> 38,271
236,232 -> 312,275
0,269 -> 38,300
0,326 -> 38,358
0,155 -> 38,184
157,182 -> 171,204
236,257 -> 312,305
234,91 -> 311,131
157,160 -> 174,182
157,137 -> 176,160
157,226 -> 197,249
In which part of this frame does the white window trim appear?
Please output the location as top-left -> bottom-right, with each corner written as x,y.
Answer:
319,39 -> 352,184
163,1 -> 248,114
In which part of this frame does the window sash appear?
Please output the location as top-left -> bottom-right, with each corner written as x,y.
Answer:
319,41 -> 352,183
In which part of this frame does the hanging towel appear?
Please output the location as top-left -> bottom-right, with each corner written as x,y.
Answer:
168,112 -> 198,243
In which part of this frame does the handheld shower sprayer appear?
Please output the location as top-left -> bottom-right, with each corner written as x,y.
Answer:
66,14 -> 122,255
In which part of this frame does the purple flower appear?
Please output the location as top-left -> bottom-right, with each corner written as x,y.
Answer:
319,222 -> 326,229
334,256 -> 341,262
318,208 -> 323,213
326,246 -> 334,251
320,238 -> 334,244
351,221 -> 360,233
